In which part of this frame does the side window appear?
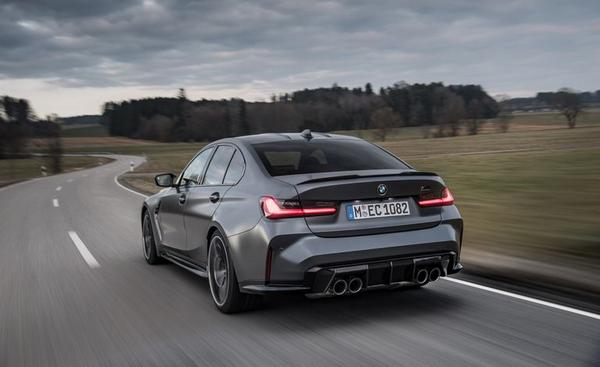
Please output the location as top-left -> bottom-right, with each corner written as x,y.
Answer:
203,146 -> 235,185
223,150 -> 245,185
181,147 -> 214,185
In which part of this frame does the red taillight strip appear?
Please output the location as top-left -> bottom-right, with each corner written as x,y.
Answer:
260,196 -> 337,219
418,187 -> 455,207
300,207 -> 337,216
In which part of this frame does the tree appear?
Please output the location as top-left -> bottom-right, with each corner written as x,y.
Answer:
432,88 -> 465,137
370,107 -> 399,141
495,94 -> 512,133
365,83 -> 373,95
553,89 -> 582,128
1,96 -> 32,157
239,99 -> 249,135
466,99 -> 484,135
47,134 -> 63,174
177,88 -> 187,100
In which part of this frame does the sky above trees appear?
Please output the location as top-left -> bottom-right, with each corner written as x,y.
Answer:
1,0 -> 599,116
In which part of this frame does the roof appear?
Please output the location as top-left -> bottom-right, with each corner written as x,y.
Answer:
227,131 -> 362,145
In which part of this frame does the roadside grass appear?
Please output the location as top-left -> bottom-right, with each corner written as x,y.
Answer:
411,147 -> 600,263
0,156 -> 113,187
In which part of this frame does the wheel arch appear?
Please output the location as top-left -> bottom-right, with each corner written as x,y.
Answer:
141,205 -> 149,225
206,222 -> 247,288
206,222 -> 228,254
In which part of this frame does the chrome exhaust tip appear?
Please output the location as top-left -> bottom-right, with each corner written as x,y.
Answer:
428,267 -> 441,282
332,279 -> 348,296
415,268 -> 429,285
348,277 -> 363,294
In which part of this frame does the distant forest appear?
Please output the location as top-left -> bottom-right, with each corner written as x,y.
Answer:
502,90 -> 600,112
101,82 -> 500,142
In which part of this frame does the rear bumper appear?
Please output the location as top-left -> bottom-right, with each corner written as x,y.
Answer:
228,209 -> 463,294
241,254 -> 462,295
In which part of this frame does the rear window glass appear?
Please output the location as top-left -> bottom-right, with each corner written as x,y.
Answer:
252,140 -> 408,176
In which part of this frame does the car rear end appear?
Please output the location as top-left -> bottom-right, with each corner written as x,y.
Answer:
231,134 -> 463,296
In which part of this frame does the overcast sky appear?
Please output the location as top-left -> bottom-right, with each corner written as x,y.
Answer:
1,0 -> 599,117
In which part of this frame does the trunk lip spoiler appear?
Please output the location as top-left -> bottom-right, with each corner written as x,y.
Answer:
292,170 -> 439,185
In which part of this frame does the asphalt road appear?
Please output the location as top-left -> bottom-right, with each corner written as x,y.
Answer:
1,155 -> 598,367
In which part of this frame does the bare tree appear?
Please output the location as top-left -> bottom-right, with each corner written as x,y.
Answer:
370,107 -> 399,141
553,89 -> 582,128
466,99 -> 484,135
138,115 -> 176,141
494,94 -> 512,133
432,88 -> 465,137
47,135 -> 63,174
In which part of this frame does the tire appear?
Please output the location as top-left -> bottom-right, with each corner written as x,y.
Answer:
142,211 -> 164,265
207,231 -> 262,313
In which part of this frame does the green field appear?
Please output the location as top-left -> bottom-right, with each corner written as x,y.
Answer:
415,147 -> 600,259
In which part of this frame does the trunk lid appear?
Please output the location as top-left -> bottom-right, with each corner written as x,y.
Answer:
280,170 -> 445,237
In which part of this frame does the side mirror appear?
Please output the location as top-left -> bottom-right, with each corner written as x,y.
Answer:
155,173 -> 176,187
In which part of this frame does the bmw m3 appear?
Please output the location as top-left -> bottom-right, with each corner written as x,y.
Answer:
141,130 -> 463,313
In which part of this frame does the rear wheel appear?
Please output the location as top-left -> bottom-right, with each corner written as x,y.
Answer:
208,231 -> 262,313
142,211 -> 164,265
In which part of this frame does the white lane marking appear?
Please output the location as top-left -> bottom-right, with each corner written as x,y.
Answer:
443,277 -> 600,321
113,173 -> 149,199
67,231 -> 100,268
56,186 -> 62,191
52,198 -> 59,207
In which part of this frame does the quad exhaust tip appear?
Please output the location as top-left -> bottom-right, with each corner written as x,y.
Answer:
415,268 -> 429,285
429,267 -> 441,282
348,277 -> 363,294
332,279 -> 348,296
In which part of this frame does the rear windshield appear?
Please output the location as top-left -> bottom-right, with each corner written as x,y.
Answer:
252,140 -> 408,176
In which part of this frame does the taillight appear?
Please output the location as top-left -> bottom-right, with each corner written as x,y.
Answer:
260,196 -> 337,219
418,187 -> 454,207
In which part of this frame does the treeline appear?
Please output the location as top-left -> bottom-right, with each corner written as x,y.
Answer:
502,89 -> 599,112
101,82 -> 500,142
58,114 -> 101,126
1,96 -> 62,170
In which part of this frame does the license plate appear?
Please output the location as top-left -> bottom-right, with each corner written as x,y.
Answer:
346,201 -> 410,220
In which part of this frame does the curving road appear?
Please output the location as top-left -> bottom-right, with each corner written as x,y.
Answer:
1,155 -> 598,367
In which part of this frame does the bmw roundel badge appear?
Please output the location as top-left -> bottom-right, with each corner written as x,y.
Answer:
377,184 -> 387,196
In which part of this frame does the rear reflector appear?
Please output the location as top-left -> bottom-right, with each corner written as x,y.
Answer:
418,187 -> 454,207
265,247 -> 273,283
260,196 -> 337,219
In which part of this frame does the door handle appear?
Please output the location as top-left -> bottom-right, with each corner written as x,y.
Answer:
209,192 -> 220,203
178,194 -> 187,204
